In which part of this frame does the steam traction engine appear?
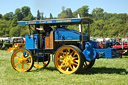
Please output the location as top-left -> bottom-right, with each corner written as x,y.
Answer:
11,18 -> 118,74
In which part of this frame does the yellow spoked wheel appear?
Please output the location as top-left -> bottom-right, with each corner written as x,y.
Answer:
54,45 -> 84,74
83,59 -> 95,69
34,54 -> 50,68
11,48 -> 34,72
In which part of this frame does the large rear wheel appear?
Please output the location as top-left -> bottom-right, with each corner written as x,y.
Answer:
54,45 -> 84,74
11,48 -> 34,72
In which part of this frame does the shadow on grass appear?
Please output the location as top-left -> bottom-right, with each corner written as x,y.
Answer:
31,66 -> 57,72
79,67 -> 128,75
31,66 -> 128,75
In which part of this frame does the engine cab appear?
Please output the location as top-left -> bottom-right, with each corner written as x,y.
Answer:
19,18 -> 92,52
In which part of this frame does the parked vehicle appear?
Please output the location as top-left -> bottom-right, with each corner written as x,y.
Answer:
1,37 -> 24,50
11,18 -> 120,74
113,42 -> 128,56
0,40 -> 3,49
0,37 -> 10,50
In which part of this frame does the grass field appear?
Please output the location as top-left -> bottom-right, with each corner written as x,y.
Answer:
0,50 -> 128,85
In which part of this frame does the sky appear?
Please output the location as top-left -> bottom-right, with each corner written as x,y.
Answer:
0,0 -> 128,17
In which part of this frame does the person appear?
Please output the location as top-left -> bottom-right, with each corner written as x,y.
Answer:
36,28 -> 44,31
43,25 -> 52,36
36,25 -> 52,36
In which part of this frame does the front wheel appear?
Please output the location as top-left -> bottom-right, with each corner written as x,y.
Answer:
54,45 -> 84,74
11,48 -> 34,72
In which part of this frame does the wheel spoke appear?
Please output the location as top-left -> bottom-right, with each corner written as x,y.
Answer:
15,56 -> 20,59
21,53 -> 24,58
57,57 -> 64,60
69,65 -> 73,71
44,61 -> 48,64
73,53 -> 78,57
70,51 -> 74,55
84,62 -> 87,66
66,49 -> 68,54
59,52 -> 66,58
25,56 -> 31,59
67,48 -> 70,54
72,62 -> 78,66
63,65 -> 67,71
15,61 -> 20,66
73,57 -> 78,60
25,61 -> 30,66
21,63 -> 24,70
74,60 -> 79,63
59,64 -> 65,68
43,63 -> 46,66
83,64 -> 86,67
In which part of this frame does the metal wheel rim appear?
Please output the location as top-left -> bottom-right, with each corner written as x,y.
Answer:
55,47 -> 80,74
11,49 -> 33,72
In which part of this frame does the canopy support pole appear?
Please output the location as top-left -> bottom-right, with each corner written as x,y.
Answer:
88,22 -> 90,41
28,25 -> 31,35
81,21 -> 83,50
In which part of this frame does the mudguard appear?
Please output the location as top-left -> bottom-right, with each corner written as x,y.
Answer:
83,42 -> 96,61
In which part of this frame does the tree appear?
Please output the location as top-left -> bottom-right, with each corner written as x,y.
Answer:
10,16 -> 18,27
50,13 -> 53,19
58,8 -> 73,18
27,12 -> 33,20
40,12 -> 44,20
73,5 -> 89,18
3,12 -> 14,20
62,6 -> 65,11
9,26 -> 21,37
21,6 -> 30,17
66,8 -> 73,18
15,8 -> 23,20
37,10 -> 41,20
92,8 -> 104,20
0,14 -> 2,18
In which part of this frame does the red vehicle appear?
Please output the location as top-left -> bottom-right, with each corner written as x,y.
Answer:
113,42 -> 128,49
112,42 -> 128,55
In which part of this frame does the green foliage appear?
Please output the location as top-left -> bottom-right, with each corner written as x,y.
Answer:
18,25 -> 28,37
0,14 -> 2,18
0,5 -> 128,38
10,16 -> 18,27
21,6 -> 31,18
15,8 -> 23,20
27,12 -> 33,20
73,5 -> 89,18
9,26 -> 21,37
92,8 -> 104,20
0,19 -> 10,36
58,8 -> 73,18
3,12 -> 14,20
37,10 -> 41,20
22,12 -> 33,21
50,13 -> 53,19
0,6 -> 34,37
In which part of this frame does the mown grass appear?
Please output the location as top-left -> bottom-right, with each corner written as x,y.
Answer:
0,50 -> 128,85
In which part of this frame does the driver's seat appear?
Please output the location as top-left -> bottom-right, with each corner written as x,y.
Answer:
45,31 -> 54,49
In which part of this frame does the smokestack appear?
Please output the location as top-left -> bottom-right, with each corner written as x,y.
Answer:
78,14 -> 81,32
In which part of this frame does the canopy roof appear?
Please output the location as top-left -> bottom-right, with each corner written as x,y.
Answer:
18,17 -> 93,25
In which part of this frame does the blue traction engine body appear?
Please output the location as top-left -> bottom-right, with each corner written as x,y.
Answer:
11,18 -> 119,74
25,26 -> 118,62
